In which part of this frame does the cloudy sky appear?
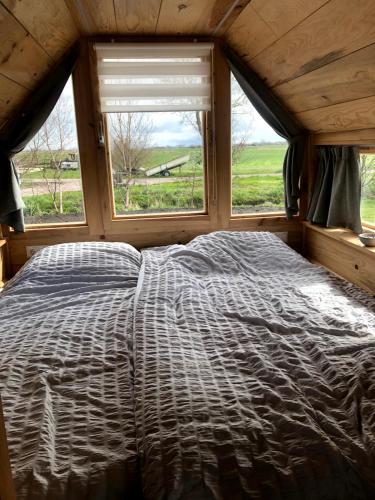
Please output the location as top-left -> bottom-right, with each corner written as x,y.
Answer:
57,76 -> 285,149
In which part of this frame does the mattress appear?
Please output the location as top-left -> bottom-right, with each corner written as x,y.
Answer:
133,231 -> 375,499
0,242 -> 142,500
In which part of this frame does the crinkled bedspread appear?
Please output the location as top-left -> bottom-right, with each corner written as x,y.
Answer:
134,231 -> 375,500
0,242 -> 141,500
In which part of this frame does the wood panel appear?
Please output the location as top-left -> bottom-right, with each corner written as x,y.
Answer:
114,0 -> 161,34
250,0 -> 375,88
72,41 -> 104,235
0,74 -> 27,124
273,43 -> 375,113
224,3 -> 277,60
156,0 -> 238,35
225,0 -> 328,62
0,396 -> 16,500
211,0 -> 251,36
296,96 -> 375,133
303,223 -> 375,294
213,40 -> 231,228
0,4 -> 53,88
64,0 -> 117,34
1,0 -> 78,59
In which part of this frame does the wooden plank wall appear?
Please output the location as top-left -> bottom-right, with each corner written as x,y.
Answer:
0,0 -> 78,129
225,0 -> 375,143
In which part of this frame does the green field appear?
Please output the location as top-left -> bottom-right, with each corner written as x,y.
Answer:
19,144 -> 375,225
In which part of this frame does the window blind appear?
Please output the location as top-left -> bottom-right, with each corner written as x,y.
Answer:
95,43 -> 213,113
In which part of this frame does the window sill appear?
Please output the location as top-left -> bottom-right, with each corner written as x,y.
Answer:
303,222 -> 375,256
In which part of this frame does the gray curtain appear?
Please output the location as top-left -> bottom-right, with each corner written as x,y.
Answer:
0,44 -> 79,232
222,43 -> 307,218
307,146 -> 362,234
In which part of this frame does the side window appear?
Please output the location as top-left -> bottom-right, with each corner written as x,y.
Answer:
231,73 -> 287,216
360,150 -> 375,226
14,77 -> 85,225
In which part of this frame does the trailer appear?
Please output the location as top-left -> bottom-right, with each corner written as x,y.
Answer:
145,155 -> 190,177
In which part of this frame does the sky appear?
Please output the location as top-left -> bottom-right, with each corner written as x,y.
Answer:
48,76 -> 285,150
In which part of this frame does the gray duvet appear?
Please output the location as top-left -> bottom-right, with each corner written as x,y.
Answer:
1,231 -> 375,500
0,242 -> 141,500
134,231 -> 375,499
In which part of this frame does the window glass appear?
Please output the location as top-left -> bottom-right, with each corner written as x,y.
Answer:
108,111 -> 205,216
360,151 -> 375,225
14,77 -> 85,225
231,74 -> 287,215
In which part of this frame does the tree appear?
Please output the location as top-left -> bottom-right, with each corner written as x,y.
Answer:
37,95 -> 75,214
109,112 -> 154,209
179,74 -> 254,166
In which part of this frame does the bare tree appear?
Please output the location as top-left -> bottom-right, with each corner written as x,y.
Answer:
37,95 -> 74,213
231,75 -> 255,166
179,75 -> 254,166
109,112 -> 154,209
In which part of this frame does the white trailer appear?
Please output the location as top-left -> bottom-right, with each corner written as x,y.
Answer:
145,155 -> 190,177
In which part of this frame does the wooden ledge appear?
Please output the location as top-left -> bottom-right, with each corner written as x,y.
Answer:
303,222 -> 375,294
303,222 -> 375,256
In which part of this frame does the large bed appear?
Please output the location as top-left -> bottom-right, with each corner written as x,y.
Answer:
1,232 -> 375,499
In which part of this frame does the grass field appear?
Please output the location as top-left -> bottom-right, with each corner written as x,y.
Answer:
19,144 -> 375,225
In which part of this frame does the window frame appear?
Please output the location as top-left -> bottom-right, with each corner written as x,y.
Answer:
359,146 -> 375,230
17,74 -> 88,230
229,71 -> 286,219
9,38 -> 299,263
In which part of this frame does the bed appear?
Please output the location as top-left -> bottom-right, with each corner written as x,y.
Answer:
1,232 -> 375,499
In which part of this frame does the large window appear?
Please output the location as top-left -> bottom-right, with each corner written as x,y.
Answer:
96,43 -> 212,217
14,77 -> 85,225
360,150 -> 375,226
231,74 -> 287,215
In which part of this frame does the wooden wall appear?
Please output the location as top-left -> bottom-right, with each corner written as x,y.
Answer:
2,0 -> 375,139
225,0 -> 375,143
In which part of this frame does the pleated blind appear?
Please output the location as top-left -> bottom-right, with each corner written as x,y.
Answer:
95,43 -> 213,113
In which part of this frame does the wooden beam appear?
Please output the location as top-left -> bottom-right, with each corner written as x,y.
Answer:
0,396 -> 16,500
72,40 -> 105,235
213,41 -> 231,228
314,129 -> 375,145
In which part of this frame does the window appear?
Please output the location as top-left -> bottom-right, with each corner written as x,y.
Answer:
231,73 -> 287,215
96,43 -> 212,216
14,77 -> 85,225
360,149 -> 375,226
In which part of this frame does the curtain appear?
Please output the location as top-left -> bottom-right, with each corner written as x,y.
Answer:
307,146 -> 362,234
222,43 -> 307,218
0,44 -> 79,232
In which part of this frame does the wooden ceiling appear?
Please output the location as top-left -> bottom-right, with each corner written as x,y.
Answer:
1,0 -> 375,139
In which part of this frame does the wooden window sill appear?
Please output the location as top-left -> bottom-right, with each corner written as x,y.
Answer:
303,222 -> 375,256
